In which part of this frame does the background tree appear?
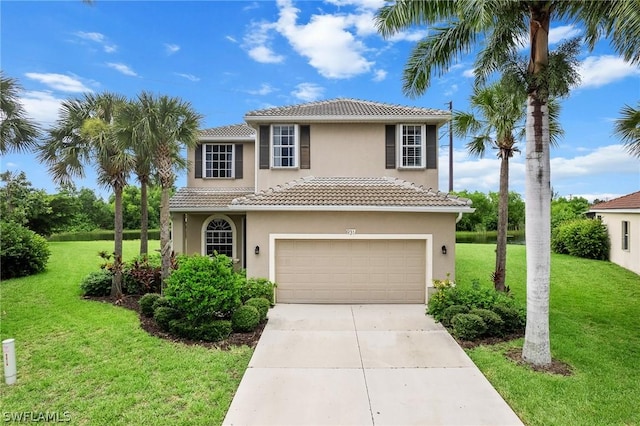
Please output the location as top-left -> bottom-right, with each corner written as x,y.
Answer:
39,92 -> 133,297
124,92 -> 202,286
110,184 -> 161,230
0,171 -> 50,232
376,0 -> 640,366
0,72 -> 39,154
614,102 -> 640,158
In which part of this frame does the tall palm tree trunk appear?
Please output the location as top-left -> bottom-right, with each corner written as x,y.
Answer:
112,183 -> 125,297
494,152 -> 509,292
158,149 -> 174,290
139,177 -> 149,256
523,97 -> 552,366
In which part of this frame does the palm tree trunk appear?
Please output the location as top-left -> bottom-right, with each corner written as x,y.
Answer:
158,149 -> 174,290
522,96 -> 552,366
494,152 -> 509,292
139,177 -> 149,256
111,183 -> 124,298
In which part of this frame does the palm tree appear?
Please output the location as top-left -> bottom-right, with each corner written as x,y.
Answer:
454,79 -> 564,292
376,0 -> 640,366
38,92 -> 133,297
125,92 -> 202,286
1,72 -> 40,154
614,103 -> 640,158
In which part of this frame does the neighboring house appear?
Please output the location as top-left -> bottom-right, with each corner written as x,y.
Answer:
589,191 -> 640,275
170,98 -> 474,304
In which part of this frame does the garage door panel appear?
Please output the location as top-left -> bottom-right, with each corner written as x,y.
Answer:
275,238 -> 427,304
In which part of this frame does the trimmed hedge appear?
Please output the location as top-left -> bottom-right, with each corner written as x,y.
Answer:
231,305 -> 260,332
1,221 -> 51,279
80,270 -> 113,296
551,218 -> 609,260
451,313 -> 487,340
48,229 -> 161,242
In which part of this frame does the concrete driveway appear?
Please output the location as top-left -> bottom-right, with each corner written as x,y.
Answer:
223,304 -> 523,426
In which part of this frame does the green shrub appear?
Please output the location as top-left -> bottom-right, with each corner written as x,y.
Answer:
441,304 -> 470,327
240,277 -> 276,305
154,306 -> 181,331
139,293 -> 161,317
1,221 -> 51,279
152,296 -> 173,311
80,270 -> 113,296
469,308 -> 505,337
245,297 -> 271,321
551,219 -> 610,260
165,254 -> 243,322
123,254 -> 162,295
48,229 -> 161,242
491,303 -> 525,333
169,319 -> 232,342
231,305 -> 260,332
451,313 -> 487,340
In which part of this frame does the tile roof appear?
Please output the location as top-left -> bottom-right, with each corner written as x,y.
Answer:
590,191 -> 640,210
229,176 -> 473,211
169,187 -> 255,211
199,124 -> 255,138
244,98 -> 450,122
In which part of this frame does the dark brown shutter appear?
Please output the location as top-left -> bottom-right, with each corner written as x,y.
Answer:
259,125 -> 270,169
300,125 -> 310,169
195,144 -> 203,178
385,125 -> 396,169
426,125 -> 437,169
234,144 -> 243,179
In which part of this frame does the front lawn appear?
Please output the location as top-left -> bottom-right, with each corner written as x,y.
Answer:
0,241 -> 253,425
456,243 -> 640,426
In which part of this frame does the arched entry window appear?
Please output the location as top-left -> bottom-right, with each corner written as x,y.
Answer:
204,217 -> 234,257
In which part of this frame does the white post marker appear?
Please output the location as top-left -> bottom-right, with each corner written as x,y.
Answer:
3,338 -> 16,385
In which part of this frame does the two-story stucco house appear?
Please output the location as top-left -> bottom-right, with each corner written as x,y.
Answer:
169,98 -> 473,304
589,191 -> 640,275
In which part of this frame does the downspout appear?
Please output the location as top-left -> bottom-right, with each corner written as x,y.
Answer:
455,212 -> 463,223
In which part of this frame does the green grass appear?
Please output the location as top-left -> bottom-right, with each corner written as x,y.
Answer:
0,241 -> 253,425
456,244 -> 640,426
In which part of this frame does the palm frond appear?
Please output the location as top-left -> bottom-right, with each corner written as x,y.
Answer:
614,103 -> 640,157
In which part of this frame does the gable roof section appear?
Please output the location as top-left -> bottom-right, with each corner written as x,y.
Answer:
199,124 -> 255,140
590,191 -> 640,212
244,98 -> 450,124
170,187 -> 255,212
229,176 -> 473,213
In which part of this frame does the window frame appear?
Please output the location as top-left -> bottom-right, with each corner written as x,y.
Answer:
202,143 -> 235,179
271,124 -> 298,169
622,220 -> 630,251
397,124 -> 426,169
201,214 -> 237,260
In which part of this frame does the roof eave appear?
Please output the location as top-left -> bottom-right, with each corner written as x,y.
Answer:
244,115 -> 450,125
228,205 -> 475,213
198,136 -> 255,142
589,208 -> 640,214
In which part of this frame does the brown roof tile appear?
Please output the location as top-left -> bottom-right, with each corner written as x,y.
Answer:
170,187 -> 255,211
230,176 -> 472,211
590,191 -> 640,210
244,98 -> 450,122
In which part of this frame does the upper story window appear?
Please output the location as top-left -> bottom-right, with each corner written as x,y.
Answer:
272,124 -> 297,168
622,221 -> 630,251
204,144 -> 234,178
400,124 -> 425,168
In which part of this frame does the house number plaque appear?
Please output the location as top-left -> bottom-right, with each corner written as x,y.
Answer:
346,228 -> 357,235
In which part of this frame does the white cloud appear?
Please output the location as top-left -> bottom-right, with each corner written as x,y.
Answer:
444,84 -> 458,97
274,0 -> 373,79
578,55 -> 640,88
325,0 -> 385,9
226,35 -> 238,43
248,83 -> 275,95
74,31 -> 117,53
292,82 -> 324,101
248,45 -> 285,63
243,21 -> 285,63
548,25 -> 582,44
388,29 -> 428,43
24,72 -> 92,93
19,91 -> 64,126
551,144 -> 639,178
462,68 -> 475,78
106,62 -> 138,77
175,73 -> 200,82
165,43 -> 180,55
372,69 -> 387,82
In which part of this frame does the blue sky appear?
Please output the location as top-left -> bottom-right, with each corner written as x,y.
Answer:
2,0 -> 639,202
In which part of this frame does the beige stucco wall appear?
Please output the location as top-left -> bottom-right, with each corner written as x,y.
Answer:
256,123 -> 440,191
186,141 -> 255,188
244,210 -> 457,284
598,212 -> 640,275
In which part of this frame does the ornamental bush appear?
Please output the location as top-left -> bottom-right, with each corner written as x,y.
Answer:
165,254 -> 243,322
0,221 -> 51,280
551,218 -> 610,260
154,306 -> 181,331
469,308 -> 505,337
441,304 -> 470,327
231,305 -> 261,332
491,303 -> 525,333
451,313 -> 487,340
123,254 -> 162,295
240,277 -> 276,305
80,270 -> 113,296
169,318 -> 232,342
245,297 -> 271,321
139,293 -> 162,317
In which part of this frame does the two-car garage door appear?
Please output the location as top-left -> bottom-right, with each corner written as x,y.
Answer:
275,238 -> 427,304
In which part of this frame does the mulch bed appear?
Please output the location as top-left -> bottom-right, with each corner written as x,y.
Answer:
84,294 -> 265,350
